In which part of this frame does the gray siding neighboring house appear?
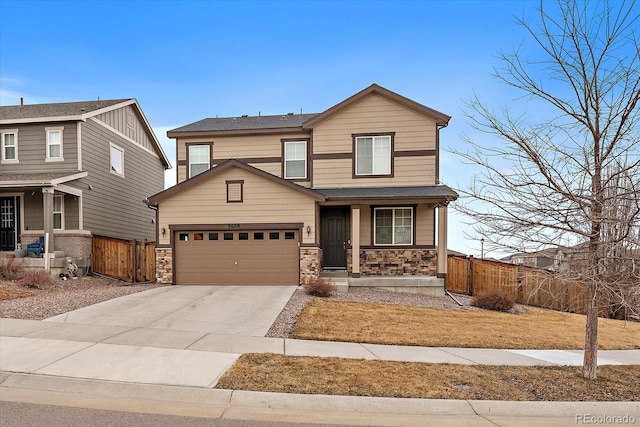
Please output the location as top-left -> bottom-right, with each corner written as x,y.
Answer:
0,98 -> 170,265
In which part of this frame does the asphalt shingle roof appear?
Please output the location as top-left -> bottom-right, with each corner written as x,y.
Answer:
169,113 -> 319,133
0,99 -> 131,121
315,186 -> 459,200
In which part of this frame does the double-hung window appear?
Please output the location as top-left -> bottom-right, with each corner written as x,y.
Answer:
53,195 -> 64,230
374,207 -> 413,245
355,135 -> 391,176
283,140 -> 307,179
46,127 -> 64,161
189,145 -> 210,178
1,130 -> 18,163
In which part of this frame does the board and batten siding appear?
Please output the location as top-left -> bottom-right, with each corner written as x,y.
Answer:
175,132 -> 311,184
358,203 -> 434,247
76,119 -> 164,240
312,93 -> 438,188
0,122 -> 79,172
157,167 -> 317,246
94,105 -> 156,152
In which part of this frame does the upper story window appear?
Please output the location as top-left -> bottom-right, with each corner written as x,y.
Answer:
110,143 -> 124,176
354,134 -> 392,176
53,195 -> 64,230
46,127 -> 64,161
1,130 -> 18,163
283,140 -> 307,179
374,207 -> 413,245
188,145 -> 210,178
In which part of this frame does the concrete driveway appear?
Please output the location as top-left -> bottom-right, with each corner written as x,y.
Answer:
45,285 -> 297,337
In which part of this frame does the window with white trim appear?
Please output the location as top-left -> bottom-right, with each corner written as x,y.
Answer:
46,127 -> 64,161
355,135 -> 391,176
189,145 -> 210,178
53,195 -> 64,230
1,130 -> 18,163
110,144 -> 124,176
284,140 -> 307,179
374,207 -> 413,245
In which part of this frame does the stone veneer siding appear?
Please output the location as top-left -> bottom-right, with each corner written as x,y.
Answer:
300,247 -> 322,283
155,246 -> 321,285
155,247 -> 173,284
348,248 -> 438,276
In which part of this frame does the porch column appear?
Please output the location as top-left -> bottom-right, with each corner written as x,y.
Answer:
42,187 -> 54,254
351,205 -> 361,277
437,203 -> 448,279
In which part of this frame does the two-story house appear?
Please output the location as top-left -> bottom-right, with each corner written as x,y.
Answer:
148,84 -> 458,291
0,98 -> 171,266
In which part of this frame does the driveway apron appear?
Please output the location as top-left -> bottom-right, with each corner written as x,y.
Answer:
45,285 -> 297,337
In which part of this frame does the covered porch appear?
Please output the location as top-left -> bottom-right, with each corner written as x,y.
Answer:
314,186 -> 457,295
0,172 -> 91,274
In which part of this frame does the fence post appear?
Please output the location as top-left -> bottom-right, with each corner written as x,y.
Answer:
467,255 -> 473,295
131,239 -> 137,283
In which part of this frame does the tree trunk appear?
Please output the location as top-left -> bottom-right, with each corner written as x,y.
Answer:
583,283 -> 599,379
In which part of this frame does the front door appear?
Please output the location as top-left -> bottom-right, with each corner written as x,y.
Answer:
0,197 -> 16,251
321,207 -> 348,269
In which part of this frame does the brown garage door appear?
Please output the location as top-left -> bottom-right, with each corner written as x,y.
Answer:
174,229 -> 299,285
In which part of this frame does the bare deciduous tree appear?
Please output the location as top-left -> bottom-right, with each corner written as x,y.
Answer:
453,0 -> 640,379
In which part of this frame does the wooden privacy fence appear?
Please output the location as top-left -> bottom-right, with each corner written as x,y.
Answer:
92,235 -> 156,282
446,256 -> 619,318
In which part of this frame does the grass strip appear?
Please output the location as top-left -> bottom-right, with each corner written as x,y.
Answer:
216,353 -> 640,401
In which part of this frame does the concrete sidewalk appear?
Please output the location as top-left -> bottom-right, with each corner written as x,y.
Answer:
1,282 -> 639,426
1,318 -> 638,389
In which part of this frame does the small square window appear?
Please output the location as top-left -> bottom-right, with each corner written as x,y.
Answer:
284,231 -> 295,240
224,232 -> 234,240
226,180 -> 243,203
254,232 -> 264,240
269,232 -> 280,240
239,232 -> 249,240
179,233 -> 189,241
209,232 -> 218,240
194,232 -> 204,240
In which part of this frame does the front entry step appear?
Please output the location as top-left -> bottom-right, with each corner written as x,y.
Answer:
319,270 -> 349,292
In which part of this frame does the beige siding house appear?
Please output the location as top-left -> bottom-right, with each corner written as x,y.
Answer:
148,84 -> 457,290
0,99 -> 170,268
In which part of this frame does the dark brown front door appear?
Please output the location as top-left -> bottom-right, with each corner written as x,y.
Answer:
321,207 -> 348,269
0,197 -> 17,251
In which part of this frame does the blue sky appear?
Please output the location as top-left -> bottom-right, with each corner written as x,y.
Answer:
1,0 -> 543,256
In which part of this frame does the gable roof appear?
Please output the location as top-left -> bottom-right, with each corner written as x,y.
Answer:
165,84 -> 450,138
0,98 -> 171,169
302,83 -> 451,128
147,159 -> 326,204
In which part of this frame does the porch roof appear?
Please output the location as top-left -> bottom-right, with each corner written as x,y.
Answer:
0,171 -> 88,187
315,185 -> 459,202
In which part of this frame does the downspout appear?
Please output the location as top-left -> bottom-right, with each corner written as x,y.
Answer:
144,199 -> 159,243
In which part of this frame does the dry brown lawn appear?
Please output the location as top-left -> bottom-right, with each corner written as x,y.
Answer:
216,354 -> 640,401
292,300 -> 640,350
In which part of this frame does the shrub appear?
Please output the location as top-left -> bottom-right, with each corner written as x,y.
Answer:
0,257 -> 24,280
302,277 -> 336,297
17,269 -> 53,289
471,290 -> 515,312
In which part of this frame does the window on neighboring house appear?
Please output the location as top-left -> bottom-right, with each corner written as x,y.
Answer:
189,145 -> 210,178
374,207 -> 413,245
110,144 -> 124,176
46,127 -> 64,161
283,140 -> 307,179
1,131 -> 18,163
355,135 -> 391,176
53,195 -> 64,230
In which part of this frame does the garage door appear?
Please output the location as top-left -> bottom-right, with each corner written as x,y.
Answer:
174,229 -> 300,285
